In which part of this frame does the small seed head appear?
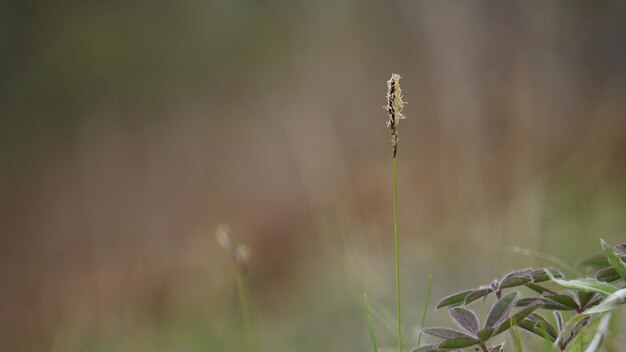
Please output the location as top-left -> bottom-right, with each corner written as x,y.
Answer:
385,73 -> 407,158
215,224 -> 250,274
216,224 -> 236,252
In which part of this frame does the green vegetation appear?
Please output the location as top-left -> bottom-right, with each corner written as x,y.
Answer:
410,240 -> 626,351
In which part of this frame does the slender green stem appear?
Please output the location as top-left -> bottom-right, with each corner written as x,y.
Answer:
392,157 -> 401,352
364,293 -> 379,352
236,271 -> 256,352
416,274 -> 432,348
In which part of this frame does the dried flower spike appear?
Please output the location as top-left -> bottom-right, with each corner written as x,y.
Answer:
216,224 -> 250,274
386,73 -> 406,158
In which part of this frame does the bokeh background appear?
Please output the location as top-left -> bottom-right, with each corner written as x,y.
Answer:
1,1 -> 625,351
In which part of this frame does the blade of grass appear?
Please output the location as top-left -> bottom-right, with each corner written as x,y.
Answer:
511,324 -> 523,352
364,293 -> 379,352
416,274 -> 432,348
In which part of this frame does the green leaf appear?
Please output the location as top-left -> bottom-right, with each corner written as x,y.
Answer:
449,307 -> 479,335
438,336 -> 480,349
436,290 -> 472,309
554,311 -> 563,332
519,319 -> 556,342
595,267 -> 620,282
518,297 -> 573,311
543,293 -> 579,309
486,292 -> 519,328
577,291 -> 596,309
601,239 -> 626,281
421,327 -> 474,340
464,288 -> 492,305
477,327 -> 494,341
499,276 -> 532,289
494,300 -> 542,335
525,282 -> 556,295
548,272 -> 618,296
583,288 -> 626,314
527,313 -> 558,340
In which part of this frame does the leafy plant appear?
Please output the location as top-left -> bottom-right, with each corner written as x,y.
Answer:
411,240 -> 626,352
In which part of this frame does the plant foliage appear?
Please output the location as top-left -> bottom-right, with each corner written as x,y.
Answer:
413,240 -> 626,352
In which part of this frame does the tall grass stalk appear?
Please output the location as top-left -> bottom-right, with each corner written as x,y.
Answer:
364,293 -> 379,352
216,225 -> 257,352
416,274 -> 432,348
385,73 -> 406,352
393,156 -> 402,352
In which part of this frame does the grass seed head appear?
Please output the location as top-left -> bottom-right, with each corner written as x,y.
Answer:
385,73 -> 406,158
216,224 -> 250,274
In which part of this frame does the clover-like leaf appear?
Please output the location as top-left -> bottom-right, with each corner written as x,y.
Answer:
421,327 -> 474,340
493,300 -> 542,335
449,307 -> 479,335
436,290 -> 472,309
601,239 -> 626,281
486,292 -> 519,328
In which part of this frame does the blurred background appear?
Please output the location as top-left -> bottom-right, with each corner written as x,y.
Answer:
1,1 -> 625,351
